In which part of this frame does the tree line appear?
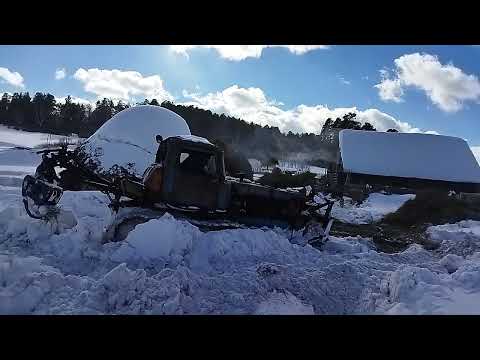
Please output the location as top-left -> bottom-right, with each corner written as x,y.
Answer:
0,92 -> 129,138
0,91 -> 388,164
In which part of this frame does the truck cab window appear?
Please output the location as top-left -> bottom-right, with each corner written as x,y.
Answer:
178,151 -> 217,177
180,153 -> 190,164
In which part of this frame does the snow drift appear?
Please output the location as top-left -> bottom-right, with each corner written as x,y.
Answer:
2,133 -> 480,314
2,176 -> 480,314
79,105 -> 191,177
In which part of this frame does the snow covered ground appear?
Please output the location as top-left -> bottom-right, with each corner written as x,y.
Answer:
0,125 -> 75,149
320,192 -> 416,224
1,137 -> 480,314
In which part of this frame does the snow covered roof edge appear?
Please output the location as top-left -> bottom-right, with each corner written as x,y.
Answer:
338,129 -> 480,184
166,135 -> 213,146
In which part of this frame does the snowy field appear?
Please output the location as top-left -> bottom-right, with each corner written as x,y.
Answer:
0,125 -> 75,149
2,131 -> 480,314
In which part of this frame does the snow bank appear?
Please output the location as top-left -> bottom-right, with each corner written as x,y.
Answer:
373,220 -> 480,314
0,254 -> 66,314
428,220 -> 480,240
0,187 -> 385,314
427,220 -> 480,257
2,141 -> 480,314
381,261 -> 480,315
2,186 -> 480,314
339,129 -> 480,184
80,105 -> 190,177
318,192 -> 415,224
111,214 -> 197,267
255,290 -> 314,315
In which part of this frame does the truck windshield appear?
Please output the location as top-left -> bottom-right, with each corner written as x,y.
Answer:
178,150 -> 217,177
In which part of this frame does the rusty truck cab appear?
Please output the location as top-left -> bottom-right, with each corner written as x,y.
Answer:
154,136 -> 231,211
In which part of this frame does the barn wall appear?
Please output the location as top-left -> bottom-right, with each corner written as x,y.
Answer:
348,173 -> 480,193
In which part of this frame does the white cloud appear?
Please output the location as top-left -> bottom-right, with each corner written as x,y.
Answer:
471,146 -> 480,165
170,45 -> 329,61
375,53 -> 480,112
374,69 -> 404,102
338,76 -> 351,85
73,68 -> 173,102
0,67 -> 25,88
181,85 -> 433,135
55,68 -> 66,80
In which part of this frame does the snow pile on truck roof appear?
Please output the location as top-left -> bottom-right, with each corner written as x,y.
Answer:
339,130 -> 480,184
79,105 -> 191,177
167,135 -> 213,145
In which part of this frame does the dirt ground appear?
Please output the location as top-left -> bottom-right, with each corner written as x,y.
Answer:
328,191 -> 480,253
329,221 -> 427,253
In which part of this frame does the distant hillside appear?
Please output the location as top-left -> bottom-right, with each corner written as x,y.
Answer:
0,92 -> 377,164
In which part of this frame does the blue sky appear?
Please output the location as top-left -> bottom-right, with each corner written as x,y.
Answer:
0,45 -> 479,154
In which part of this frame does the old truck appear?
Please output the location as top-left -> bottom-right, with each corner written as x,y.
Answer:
21,106 -> 334,245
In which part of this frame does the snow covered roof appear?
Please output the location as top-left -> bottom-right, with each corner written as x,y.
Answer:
80,105 -> 191,177
339,129 -> 480,184
166,135 -> 213,146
